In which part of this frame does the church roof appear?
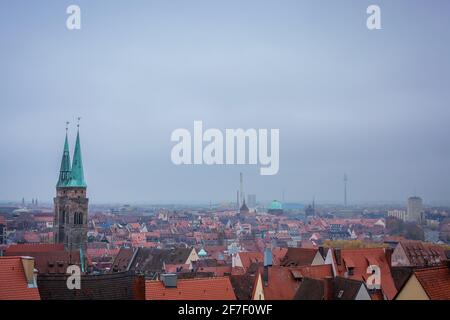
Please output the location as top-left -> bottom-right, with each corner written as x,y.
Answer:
56,132 -> 72,188
240,200 -> 249,213
56,127 -> 87,188
269,200 -> 283,210
68,129 -> 87,187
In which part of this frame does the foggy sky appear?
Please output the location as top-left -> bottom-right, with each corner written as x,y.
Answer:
1,0 -> 450,204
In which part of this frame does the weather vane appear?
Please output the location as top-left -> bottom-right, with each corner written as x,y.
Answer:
66,121 -> 70,131
77,117 -> 81,128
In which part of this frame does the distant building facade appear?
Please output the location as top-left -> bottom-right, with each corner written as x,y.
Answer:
407,196 -> 423,223
388,209 -> 407,222
247,194 -> 256,209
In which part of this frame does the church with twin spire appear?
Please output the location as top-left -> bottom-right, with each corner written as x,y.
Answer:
54,123 -> 88,253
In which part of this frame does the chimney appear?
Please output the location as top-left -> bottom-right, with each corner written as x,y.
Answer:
161,273 -> 177,288
21,256 -> 37,288
335,248 -> 342,265
385,247 -> 393,267
323,277 -> 333,300
264,248 -> 273,267
262,267 -> 269,287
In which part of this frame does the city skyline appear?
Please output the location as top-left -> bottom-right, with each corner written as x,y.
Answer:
1,1 -> 450,203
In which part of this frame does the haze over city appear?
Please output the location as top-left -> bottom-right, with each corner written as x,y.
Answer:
1,0 -> 450,204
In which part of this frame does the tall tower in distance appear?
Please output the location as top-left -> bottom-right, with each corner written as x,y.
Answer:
407,196 -> 423,223
344,174 -> 348,207
54,120 -> 88,253
240,172 -> 244,206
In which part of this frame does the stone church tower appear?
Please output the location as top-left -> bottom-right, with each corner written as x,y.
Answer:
54,124 -> 88,253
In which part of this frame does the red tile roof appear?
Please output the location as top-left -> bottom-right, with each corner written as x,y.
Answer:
258,266 -> 300,300
332,248 -> 397,300
281,248 -> 319,267
6,244 -> 64,253
290,264 -> 333,280
414,266 -> 450,300
238,252 -> 263,270
145,277 -> 236,300
400,241 -> 447,267
0,256 -> 40,300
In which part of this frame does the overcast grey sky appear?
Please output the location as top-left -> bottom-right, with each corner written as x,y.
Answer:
1,0 -> 449,204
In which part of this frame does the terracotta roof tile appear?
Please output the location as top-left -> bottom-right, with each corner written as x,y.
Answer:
6,244 -> 65,253
0,256 -> 40,300
145,277 -> 236,300
414,266 -> 450,300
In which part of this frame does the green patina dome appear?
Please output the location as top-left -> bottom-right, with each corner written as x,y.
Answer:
198,248 -> 208,257
269,200 -> 283,210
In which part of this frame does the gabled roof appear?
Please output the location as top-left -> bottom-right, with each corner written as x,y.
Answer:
281,248 -> 318,267
145,277 -> 236,300
391,266 -> 414,291
293,276 -> 365,300
6,251 -> 81,275
399,241 -> 446,267
238,252 -> 263,270
331,248 -> 397,300
414,266 -> 450,300
123,247 -> 194,275
293,277 -> 324,300
37,271 -> 144,300
290,264 -> 333,280
230,273 -> 257,300
258,266 -> 300,300
0,256 -> 40,300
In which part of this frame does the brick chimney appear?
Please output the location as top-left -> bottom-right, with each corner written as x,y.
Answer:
335,248 -> 342,265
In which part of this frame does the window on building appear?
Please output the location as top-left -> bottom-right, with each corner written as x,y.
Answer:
74,212 -> 83,225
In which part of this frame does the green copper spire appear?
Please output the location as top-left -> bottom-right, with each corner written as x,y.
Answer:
69,122 -> 87,188
56,125 -> 72,188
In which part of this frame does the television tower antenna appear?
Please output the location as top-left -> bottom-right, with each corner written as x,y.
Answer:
344,174 -> 348,207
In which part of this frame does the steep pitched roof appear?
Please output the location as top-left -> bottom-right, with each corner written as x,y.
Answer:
293,276 -> 365,300
111,248 -> 134,272
5,246 -> 81,275
68,129 -> 87,187
238,252 -> 263,270
0,256 -> 40,300
332,248 -> 397,300
414,266 -> 450,300
145,277 -> 236,300
281,248 -> 318,267
290,264 -> 333,280
230,273 -> 257,300
56,131 -> 72,188
123,247 -> 194,276
399,241 -> 446,267
293,277 -> 324,300
258,266 -> 300,300
391,266 -> 414,291
37,271 -> 144,300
